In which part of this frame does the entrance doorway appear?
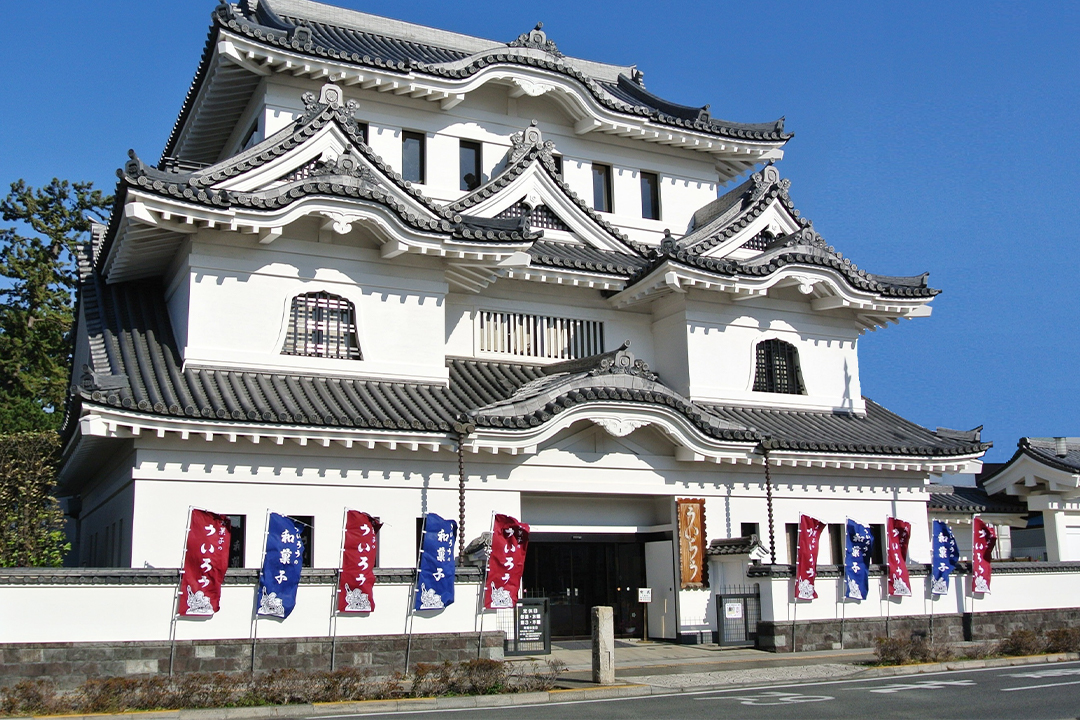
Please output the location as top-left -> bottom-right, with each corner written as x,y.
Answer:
522,536 -> 646,639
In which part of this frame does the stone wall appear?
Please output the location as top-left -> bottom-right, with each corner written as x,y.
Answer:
0,631 -> 504,690
757,607 -> 1080,652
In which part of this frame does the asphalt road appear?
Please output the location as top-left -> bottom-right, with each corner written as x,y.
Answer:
312,660 -> 1080,720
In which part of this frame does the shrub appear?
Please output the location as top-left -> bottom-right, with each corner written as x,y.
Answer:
1046,628 -> 1080,654
997,629 -> 1045,657
873,636 -> 953,665
0,658 -> 560,715
0,679 -> 62,716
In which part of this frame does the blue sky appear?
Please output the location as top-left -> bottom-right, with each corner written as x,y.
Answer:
1,2 -> 1076,462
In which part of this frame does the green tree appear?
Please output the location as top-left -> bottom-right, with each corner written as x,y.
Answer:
0,179 -> 112,432
0,432 -> 69,566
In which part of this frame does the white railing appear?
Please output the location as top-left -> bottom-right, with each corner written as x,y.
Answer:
478,311 -> 603,360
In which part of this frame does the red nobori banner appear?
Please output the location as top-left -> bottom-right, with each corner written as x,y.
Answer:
338,510 -> 382,612
887,516 -> 912,597
484,514 -> 529,609
794,514 -> 826,600
178,509 -> 231,616
972,516 -> 996,594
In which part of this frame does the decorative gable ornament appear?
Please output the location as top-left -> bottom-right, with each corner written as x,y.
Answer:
508,23 -> 563,57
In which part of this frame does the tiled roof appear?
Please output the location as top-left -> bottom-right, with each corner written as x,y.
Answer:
661,165 -> 939,298
707,535 -> 766,556
700,400 -> 990,457
527,240 -> 648,276
1017,437 -> 1080,474
215,2 -> 791,140
928,485 -> 1027,514
68,275 -> 988,461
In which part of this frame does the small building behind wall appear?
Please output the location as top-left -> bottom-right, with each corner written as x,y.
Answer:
982,438 -> 1080,562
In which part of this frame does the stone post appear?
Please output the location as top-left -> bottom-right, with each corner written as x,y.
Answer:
592,606 -> 615,685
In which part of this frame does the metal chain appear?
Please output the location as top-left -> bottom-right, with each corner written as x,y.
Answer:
457,431 -> 466,559
763,446 -> 776,565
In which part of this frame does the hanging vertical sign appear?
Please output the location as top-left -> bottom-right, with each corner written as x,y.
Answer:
338,510 -> 382,613
676,498 -> 707,589
178,509 -> 231,616
931,520 -> 959,595
257,513 -> 304,619
886,517 -> 912,597
844,519 -> 873,600
415,513 -> 457,610
484,514 -> 530,609
794,514 -> 825,600
972,517 -> 996,593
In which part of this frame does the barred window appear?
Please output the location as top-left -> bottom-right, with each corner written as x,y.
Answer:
752,339 -> 805,394
282,291 -> 362,360
479,310 -> 603,360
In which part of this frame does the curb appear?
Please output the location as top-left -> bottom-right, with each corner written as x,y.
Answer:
12,652 -> 1080,719
648,651 -> 1080,694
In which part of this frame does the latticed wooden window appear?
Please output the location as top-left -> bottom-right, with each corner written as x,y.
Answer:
282,291 -> 362,360
752,339 -> 805,394
479,310 -> 603,360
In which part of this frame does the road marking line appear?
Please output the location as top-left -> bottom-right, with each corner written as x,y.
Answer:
1001,679 -> 1080,692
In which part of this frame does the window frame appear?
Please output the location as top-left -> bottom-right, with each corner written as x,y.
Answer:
282,291 -> 363,361
401,130 -> 426,184
752,338 -> 807,395
591,162 -> 612,213
459,139 -> 482,191
228,515 -> 247,568
640,171 -> 661,220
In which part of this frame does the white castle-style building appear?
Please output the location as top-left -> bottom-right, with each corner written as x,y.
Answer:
54,0 -> 1043,648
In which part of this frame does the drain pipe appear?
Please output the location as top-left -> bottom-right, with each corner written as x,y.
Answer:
759,443 -> 777,565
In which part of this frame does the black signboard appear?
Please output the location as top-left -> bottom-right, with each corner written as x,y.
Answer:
506,597 -> 550,656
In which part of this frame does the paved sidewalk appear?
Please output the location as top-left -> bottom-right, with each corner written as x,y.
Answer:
509,638 -> 877,687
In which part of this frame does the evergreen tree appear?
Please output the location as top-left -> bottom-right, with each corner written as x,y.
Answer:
0,179 -> 112,432
0,432 -> 69,567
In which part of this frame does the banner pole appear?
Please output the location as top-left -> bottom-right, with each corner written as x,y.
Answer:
792,599 -> 798,653
476,511 -> 496,659
403,514 -> 428,676
251,509 -> 270,675
330,507 -> 348,672
169,506 -> 195,676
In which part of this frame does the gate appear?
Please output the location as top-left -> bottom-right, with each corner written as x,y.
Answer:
716,584 -> 760,647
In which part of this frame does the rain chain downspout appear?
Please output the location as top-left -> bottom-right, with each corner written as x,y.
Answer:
761,443 -> 776,565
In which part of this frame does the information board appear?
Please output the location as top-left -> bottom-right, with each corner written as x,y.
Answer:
517,603 -> 544,643
638,587 -> 653,603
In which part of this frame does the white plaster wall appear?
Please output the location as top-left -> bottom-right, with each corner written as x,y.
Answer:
683,293 -> 864,412
445,283 -> 653,361
78,449 -> 137,568
758,569 -> 1080,624
0,580 -> 482,644
179,236 -> 449,383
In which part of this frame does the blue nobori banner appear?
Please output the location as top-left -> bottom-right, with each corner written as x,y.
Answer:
845,518 -> 873,600
414,513 -> 457,611
257,513 -> 304,619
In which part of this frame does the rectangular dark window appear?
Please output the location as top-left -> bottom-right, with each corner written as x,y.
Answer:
786,523 -> 799,565
640,171 -> 660,220
402,131 -> 425,184
459,139 -> 482,191
551,155 -> 563,177
355,121 -> 369,144
228,515 -> 246,568
869,524 -> 885,565
591,163 -> 612,213
829,524 -> 845,565
293,516 -> 314,567
740,522 -> 759,539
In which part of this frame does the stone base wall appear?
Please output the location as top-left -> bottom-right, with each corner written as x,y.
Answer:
0,631 -> 504,690
757,608 -> 1080,652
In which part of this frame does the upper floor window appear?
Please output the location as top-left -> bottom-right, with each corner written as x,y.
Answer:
459,139 -> 482,191
752,339 -> 805,394
640,171 -> 660,220
592,163 -> 612,213
479,310 -> 604,360
354,121 -> 369,144
551,154 -> 563,177
402,131 -> 426,184
282,291 -> 362,360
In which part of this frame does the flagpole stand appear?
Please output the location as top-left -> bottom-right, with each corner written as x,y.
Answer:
403,514 -> 429,677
